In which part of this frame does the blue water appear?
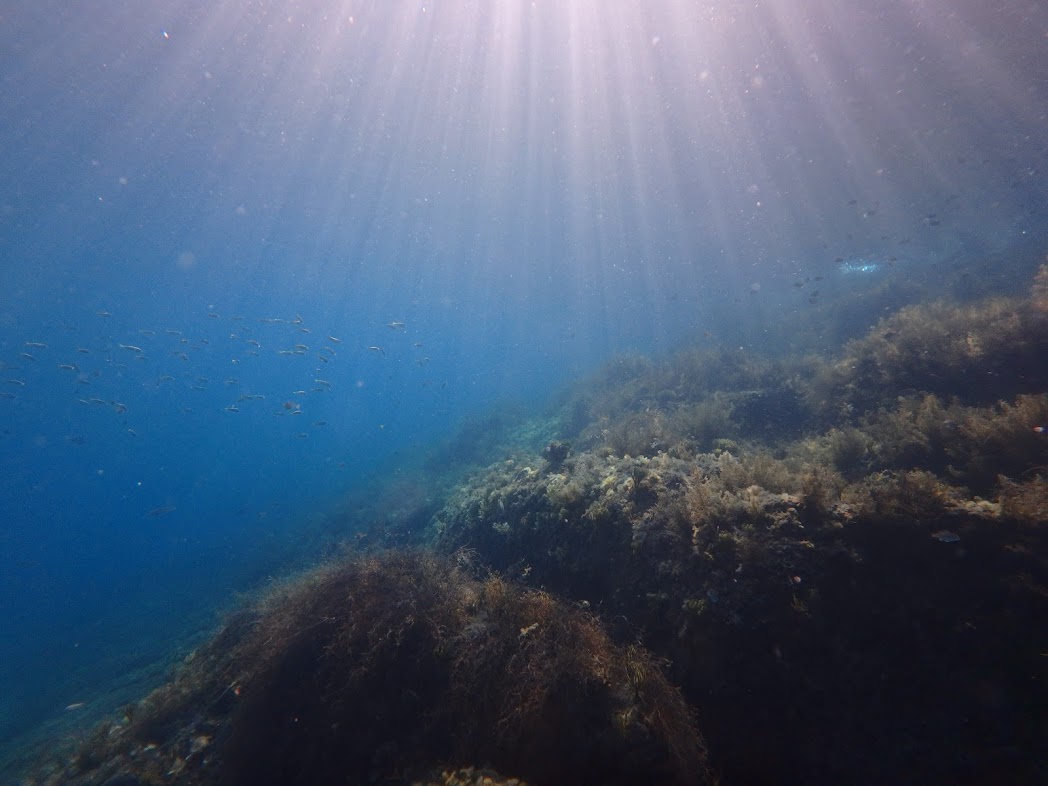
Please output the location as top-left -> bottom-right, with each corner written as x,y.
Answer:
2,0 -> 1047,764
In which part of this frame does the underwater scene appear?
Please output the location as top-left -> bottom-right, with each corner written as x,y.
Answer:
2,1 -> 1047,785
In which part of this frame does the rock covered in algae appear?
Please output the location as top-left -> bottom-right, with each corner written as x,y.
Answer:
34,551 -> 708,786
432,423 -> 1048,784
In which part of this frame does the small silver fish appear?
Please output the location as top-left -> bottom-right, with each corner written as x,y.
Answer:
931,530 -> 960,543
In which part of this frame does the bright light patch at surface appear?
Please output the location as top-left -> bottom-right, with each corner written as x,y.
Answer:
4,0 -> 1044,349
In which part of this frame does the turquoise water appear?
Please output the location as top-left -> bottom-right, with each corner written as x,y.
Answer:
1,0 -> 1046,768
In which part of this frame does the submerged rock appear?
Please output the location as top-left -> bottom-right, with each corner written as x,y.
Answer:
433,439 -> 1048,785
37,552 -> 708,786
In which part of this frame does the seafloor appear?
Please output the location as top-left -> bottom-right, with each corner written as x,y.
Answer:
17,265 -> 1048,785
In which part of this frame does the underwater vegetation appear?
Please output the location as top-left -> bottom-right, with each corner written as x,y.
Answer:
31,552 -> 707,786
429,285 -> 1048,783
560,348 -> 816,458
25,277 -> 1048,786
433,441 -> 1048,784
813,296 -> 1048,416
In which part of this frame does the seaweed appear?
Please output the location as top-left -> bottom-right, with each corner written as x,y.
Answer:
433,421 -> 1048,784
998,475 -> 1048,523
816,297 -> 1048,414
39,552 -> 707,786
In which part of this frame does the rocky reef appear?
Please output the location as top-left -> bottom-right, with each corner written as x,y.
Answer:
427,286 -> 1048,784
30,552 -> 707,786
23,278 -> 1048,786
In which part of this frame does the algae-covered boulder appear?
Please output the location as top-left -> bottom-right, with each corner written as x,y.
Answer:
39,552 -> 708,786
433,440 -> 1048,785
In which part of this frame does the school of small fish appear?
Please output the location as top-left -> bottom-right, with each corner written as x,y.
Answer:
1,309 -> 439,514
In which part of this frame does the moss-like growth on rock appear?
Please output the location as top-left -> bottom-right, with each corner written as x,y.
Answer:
434,431 -> 1048,784
37,552 -> 707,786
813,297 -> 1048,415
